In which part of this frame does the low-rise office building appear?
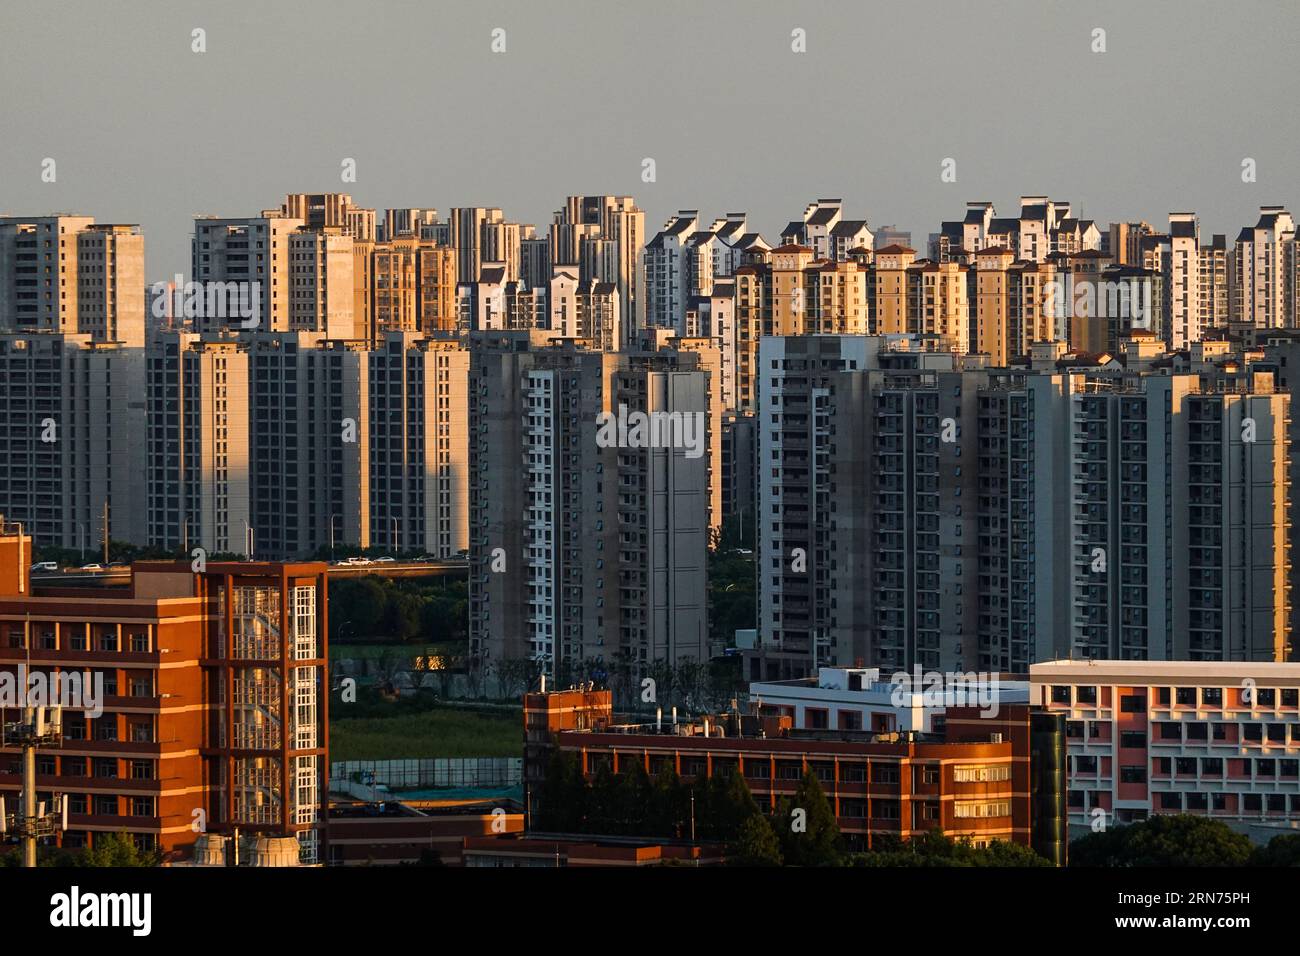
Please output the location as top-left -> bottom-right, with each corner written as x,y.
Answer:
1032,659 -> 1300,836
523,687 -> 1057,854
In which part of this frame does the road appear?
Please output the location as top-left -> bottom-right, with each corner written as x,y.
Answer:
31,559 -> 468,587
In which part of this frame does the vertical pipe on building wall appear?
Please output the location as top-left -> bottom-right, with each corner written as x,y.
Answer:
1030,710 -> 1068,866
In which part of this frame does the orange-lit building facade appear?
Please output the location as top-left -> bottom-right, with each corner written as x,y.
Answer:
1033,660 -> 1300,833
523,689 -> 1032,851
0,524 -> 328,863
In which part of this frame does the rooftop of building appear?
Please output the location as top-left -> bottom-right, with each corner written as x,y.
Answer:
1031,659 -> 1300,681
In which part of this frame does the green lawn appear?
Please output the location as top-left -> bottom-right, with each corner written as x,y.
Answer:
330,705 -> 522,762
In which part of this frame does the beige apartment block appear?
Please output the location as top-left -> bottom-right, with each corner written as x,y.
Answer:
192,216 -> 305,332
368,332 -> 470,558
551,195 -> 644,325
288,227 -> 356,338
910,260 -> 969,353
146,332 -> 251,555
0,334 -> 147,550
278,192 -> 376,242
468,333 -> 711,682
873,244 -> 916,335
0,216 -> 145,347
75,224 -> 145,347
1231,206 -> 1296,329
974,246 -> 1014,364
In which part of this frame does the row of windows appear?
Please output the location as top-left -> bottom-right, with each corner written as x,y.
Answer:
1052,685 -> 1300,710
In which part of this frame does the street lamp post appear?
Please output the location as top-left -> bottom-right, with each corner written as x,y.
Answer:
0,707 -> 67,868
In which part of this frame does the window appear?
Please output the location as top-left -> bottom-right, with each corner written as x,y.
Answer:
1120,694 -> 1146,713
1120,765 -> 1147,783
1120,731 -> 1147,748
129,632 -> 149,653
1175,687 -> 1196,706
954,800 -> 1010,819
1051,685 -> 1071,704
953,764 -> 1011,783
873,765 -> 899,784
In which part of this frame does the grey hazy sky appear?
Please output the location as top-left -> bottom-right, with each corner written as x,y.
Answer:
2,0 -> 1298,279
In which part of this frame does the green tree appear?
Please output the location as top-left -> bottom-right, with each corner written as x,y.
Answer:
587,762 -> 619,834
703,768 -> 759,842
538,750 -> 586,832
729,813 -> 783,866
381,589 -> 422,641
647,765 -> 689,838
777,770 -> 843,866
1250,832 -> 1300,867
616,760 -> 653,836
975,839 -> 1055,867
849,830 -> 1051,867
331,577 -> 387,642
708,548 -> 755,645
1070,815 -> 1253,867
80,833 -> 160,867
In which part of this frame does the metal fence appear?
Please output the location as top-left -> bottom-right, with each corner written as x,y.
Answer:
330,757 -> 522,791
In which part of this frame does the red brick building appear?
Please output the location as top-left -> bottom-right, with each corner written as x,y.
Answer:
523,688 -> 1034,852
0,523 -> 328,863
463,833 -> 725,867
327,800 -> 524,866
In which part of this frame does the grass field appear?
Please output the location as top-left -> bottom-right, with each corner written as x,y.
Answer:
330,705 -> 522,762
